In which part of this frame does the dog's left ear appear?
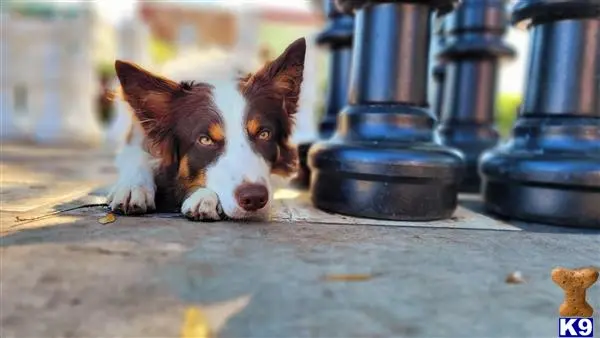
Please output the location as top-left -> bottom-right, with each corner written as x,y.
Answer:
115,60 -> 182,162
242,37 -> 306,115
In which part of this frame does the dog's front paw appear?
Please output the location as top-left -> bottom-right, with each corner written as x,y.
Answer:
107,180 -> 155,215
181,188 -> 222,221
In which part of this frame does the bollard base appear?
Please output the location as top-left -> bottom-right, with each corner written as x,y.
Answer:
483,179 -> 600,229
309,140 -> 464,221
480,117 -> 600,228
437,124 -> 500,193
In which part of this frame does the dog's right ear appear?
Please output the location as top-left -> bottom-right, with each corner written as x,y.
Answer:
115,60 -> 181,159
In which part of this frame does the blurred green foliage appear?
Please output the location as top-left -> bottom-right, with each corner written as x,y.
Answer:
6,1 -> 81,18
313,78 -> 328,122
95,62 -> 116,125
97,62 -> 116,79
496,93 -> 522,138
258,22 -> 329,123
149,37 -> 177,65
259,23 -> 313,56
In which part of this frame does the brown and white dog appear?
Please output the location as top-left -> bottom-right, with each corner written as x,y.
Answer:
107,38 -> 305,221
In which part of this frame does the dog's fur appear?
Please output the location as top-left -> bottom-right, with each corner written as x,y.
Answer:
107,38 -> 306,221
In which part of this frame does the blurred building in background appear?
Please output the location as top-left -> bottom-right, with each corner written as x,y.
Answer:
1,0 -> 529,147
2,1 -> 103,145
2,0 -> 323,148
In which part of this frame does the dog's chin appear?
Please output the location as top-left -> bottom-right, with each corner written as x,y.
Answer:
224,205 -> 271,222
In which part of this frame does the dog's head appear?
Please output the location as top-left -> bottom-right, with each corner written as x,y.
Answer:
115,38 -> 305,219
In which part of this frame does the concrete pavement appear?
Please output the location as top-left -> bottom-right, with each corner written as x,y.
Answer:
1,143 -> 598,337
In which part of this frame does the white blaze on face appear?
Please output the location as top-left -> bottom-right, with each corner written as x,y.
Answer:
204,79 -> 272,219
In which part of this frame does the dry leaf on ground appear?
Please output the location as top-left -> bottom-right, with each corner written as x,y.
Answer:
181,307 -> 212,338
505,271 -> 525,284
98,213 -> 116,224
322,273 -> 374,282
181,295 -> 251,338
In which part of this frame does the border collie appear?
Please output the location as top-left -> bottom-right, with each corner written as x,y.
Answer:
107,38 -> 306,221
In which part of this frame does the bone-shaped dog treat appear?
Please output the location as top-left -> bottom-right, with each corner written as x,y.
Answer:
551,267 -> 599,317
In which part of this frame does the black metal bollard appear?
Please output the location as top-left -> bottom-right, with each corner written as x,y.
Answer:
308,0 -> 465,221
294,0 -> 354,189
437,0 -> 515,193
480,0 -> 600,228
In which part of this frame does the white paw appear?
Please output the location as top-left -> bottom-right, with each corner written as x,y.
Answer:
181,188 -> 222,221
107,179 -> 155,215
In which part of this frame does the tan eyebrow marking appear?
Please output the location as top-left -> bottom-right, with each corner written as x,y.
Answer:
247,118 -> 260,136
208,123 -> 224,142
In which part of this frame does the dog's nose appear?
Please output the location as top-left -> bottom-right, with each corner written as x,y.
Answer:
235,183 -> 268,211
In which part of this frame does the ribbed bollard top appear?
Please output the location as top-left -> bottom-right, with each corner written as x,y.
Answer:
439,0 -> 515,59
316,0 -> 354,46
512,0 -> 600,24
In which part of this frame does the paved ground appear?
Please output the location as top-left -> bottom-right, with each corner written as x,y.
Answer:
1,143 -> 598,338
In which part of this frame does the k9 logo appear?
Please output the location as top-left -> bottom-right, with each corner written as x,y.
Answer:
559,318 -> 594,337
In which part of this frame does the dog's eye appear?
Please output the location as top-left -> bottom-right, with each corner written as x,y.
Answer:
198,136 -> 214,146
258,130 -> 271,140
